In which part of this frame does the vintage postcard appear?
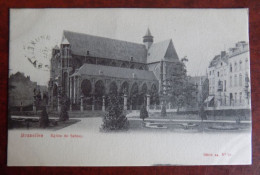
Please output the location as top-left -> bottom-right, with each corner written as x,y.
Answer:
8,8 -> 251,166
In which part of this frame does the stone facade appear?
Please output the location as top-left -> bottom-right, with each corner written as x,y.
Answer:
48,29 -> 182,110
207,41 -> 250,108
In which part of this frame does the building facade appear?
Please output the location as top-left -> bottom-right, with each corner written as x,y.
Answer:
9,72 -> 48,111
187,76 -> 209,108
207,41 -> 250,108
48,29 -> 182,110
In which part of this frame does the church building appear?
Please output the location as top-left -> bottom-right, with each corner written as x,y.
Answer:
48,29 -> 182,111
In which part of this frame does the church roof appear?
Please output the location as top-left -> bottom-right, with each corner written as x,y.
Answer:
53,45 -> 60,50
63,30 -> 147,63
70,64 -> 157,81
147,39 -> 179,63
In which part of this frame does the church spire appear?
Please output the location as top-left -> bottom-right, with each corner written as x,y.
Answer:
143,28 -> 153,50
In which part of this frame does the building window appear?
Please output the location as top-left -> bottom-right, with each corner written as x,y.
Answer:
230,64 -> 232,72
221,62 -> 223,66
239,92 -> 242,104
245,58 -> 248,69
234,74 -> 237,86
230,76 -> 232,87
121,63 -> 127,68
234,62 -> 237,72
139,66 -> 144,70
217,72 -> 219,77
239,74 -> 242,86
235,93 -> 237,104
224,80 -> 226,91
239,60 -> 242,70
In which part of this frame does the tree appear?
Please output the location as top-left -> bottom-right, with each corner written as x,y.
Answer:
164,58 -> 197,110
199,105 -> 207,121
101,94 -> 129,131
140,105 -> 149,121
161,104 -> 167,117
39,107 -> 49,128
59,93 -> 70,121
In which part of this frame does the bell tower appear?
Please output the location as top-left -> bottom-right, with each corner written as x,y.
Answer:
143,28 -> 153,50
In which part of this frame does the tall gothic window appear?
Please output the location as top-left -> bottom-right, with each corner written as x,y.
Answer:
234,62 -> 237,72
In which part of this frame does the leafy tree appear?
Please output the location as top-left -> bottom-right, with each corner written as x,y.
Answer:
59,93 -> 70,121
161,104 -> 167,117
140,105 -> 149,121
163,58 -> 197,110
199,105 -> 207,121
101,94 -> 129,131
201,78 -> 209,102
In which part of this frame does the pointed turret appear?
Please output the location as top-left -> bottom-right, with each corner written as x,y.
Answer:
143,28 -> 153,50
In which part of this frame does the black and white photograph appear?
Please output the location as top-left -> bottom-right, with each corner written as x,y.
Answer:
8,8 -> 251,166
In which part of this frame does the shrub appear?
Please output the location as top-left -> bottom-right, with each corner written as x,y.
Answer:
140,105 -> 149,121
161,105 -> 167,117
39,107 -> 49,128
101,94 -> 129,131
199,105 -> 207,121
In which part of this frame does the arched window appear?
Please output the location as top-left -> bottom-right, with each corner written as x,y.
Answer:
110,61 -> 117,67
239,74 -> 242,86
230,63 -> 232,72
139,66 -> 144,70
81,79 -> 92,97
109,81 -> 118,95
121,63 -> 127,68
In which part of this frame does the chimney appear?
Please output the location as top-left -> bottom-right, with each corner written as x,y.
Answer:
221,51 -> 226,58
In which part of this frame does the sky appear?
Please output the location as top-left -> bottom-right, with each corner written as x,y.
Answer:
9,8 -> 249,85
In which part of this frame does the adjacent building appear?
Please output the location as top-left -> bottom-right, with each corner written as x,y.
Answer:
9,72 -> 48,110
206,41 -> 250,108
